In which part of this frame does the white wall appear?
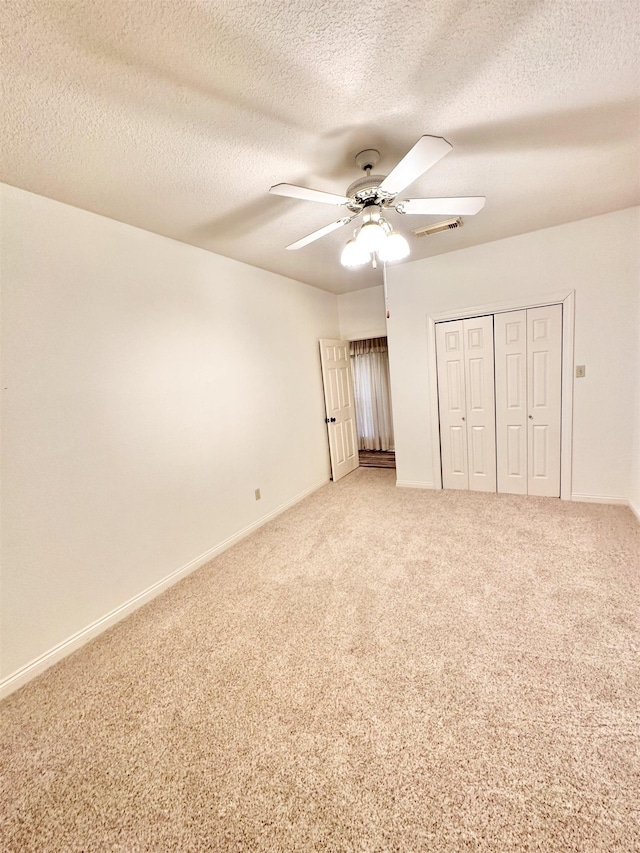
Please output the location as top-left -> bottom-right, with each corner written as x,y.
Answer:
0,184 -> 339,686
387,207 -> 640,501
337,285 -> 387,340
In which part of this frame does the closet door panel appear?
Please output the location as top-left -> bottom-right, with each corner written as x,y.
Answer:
527,304 -> 562,497
495,311 -> 528,494
436,321 -> 468,490
463,315 -> 496,492
448,425 -> 467,478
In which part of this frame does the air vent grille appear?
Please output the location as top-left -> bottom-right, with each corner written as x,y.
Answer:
412,217 -> 462,237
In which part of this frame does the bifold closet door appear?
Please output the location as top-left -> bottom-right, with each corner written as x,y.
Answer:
494,311 -> 528,494
436,321 -> 468,489
527,305 -> 562,497
495,305 -> 562,497
463,315 -> 497,491
436,315 -> 496,492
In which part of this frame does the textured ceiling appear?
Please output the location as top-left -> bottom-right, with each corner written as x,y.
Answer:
2,0 -> 639,294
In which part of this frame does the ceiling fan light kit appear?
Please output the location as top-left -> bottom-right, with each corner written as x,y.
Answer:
270,135 -> 485,270
340,239 -> 370,268
356,213 -> 387,252
339,220 -> 410,268
378,231 -> 410,262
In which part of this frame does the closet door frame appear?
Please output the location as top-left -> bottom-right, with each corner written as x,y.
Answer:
427,290 -> 575,500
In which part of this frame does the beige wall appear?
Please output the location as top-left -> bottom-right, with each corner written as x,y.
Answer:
337,285 -> 387,340
0,185 -> 340,685
386,207 -> 640,503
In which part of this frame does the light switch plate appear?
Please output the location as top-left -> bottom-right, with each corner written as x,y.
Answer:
576,365 -> 586,378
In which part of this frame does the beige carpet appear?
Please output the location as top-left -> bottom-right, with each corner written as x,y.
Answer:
1,469 -> 639,852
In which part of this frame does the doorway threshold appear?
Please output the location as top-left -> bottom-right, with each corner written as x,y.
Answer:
359,450 -> 396,469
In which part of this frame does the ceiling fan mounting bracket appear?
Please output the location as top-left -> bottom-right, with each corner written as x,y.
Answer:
354,148 -> 380,172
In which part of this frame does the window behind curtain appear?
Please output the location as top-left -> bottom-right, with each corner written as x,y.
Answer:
349,337 -> 394,451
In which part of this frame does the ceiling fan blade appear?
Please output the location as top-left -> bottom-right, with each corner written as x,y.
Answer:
270,183 -> 351,206
378,135 -> 453,196
396,197 -> 486,215
286,215 -> 356,251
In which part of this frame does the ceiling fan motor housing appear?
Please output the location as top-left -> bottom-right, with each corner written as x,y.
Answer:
345,174 -> 390,208
346,148 -> 397,210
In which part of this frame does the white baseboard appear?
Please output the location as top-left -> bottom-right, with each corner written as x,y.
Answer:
628,499 -> 640,522
571,493 -> 629,506
396,480 -> 436,490
0,476 -> 329,702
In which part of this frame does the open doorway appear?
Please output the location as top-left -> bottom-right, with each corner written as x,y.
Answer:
350,337 -> 395,469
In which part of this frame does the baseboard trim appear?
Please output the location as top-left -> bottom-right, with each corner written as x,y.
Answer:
627,499 -> 640,522
0,476 -> 330,702
396,480 -> 435,490
571,493 -> 629,506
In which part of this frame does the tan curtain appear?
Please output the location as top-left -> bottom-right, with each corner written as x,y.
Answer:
350,338 -> 394,451
350,338 -> 388,356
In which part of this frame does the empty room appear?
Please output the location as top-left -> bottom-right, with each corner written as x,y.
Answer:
1,1 -> 639,850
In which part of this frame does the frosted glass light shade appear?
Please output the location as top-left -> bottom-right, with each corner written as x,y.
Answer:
378,231 -> 410,262
341,239 -> 370,267
356,220 -> 386,252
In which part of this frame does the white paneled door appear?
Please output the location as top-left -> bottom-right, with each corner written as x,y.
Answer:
463,315 -> 497,492
439,304 -> 562,497
527,305 -> 562,497
319,339 -> 359,482
495,310 -> 528,495
436,321 -> 468,489
494,305 -> 562,497
436,315 -> 496,492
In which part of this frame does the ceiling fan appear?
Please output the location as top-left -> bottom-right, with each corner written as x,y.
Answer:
269,135 -> 485,268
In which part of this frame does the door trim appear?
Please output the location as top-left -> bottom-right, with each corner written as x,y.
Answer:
427,290 -> 575,500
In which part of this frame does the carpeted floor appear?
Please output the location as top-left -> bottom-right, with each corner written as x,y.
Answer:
1,468 -> 639,852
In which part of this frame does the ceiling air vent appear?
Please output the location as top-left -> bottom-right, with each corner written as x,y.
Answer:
412,217 -> 462,237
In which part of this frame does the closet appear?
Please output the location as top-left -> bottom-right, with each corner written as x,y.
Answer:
436,315 -> 496,492
435,304 -> 562,497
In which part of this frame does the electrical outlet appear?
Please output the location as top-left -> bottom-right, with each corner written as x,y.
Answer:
254,488 -> 261,500
575,365 -> 586,378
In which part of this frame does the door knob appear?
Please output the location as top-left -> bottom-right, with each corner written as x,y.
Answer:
529,415 -> 533,419
461,416 -> 465,421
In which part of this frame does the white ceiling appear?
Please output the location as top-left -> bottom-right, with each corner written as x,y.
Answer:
2,1 -> 639,294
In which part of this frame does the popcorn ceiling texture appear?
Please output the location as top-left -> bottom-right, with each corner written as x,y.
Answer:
1,469 -> 639,851
1,0 -> 639,293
